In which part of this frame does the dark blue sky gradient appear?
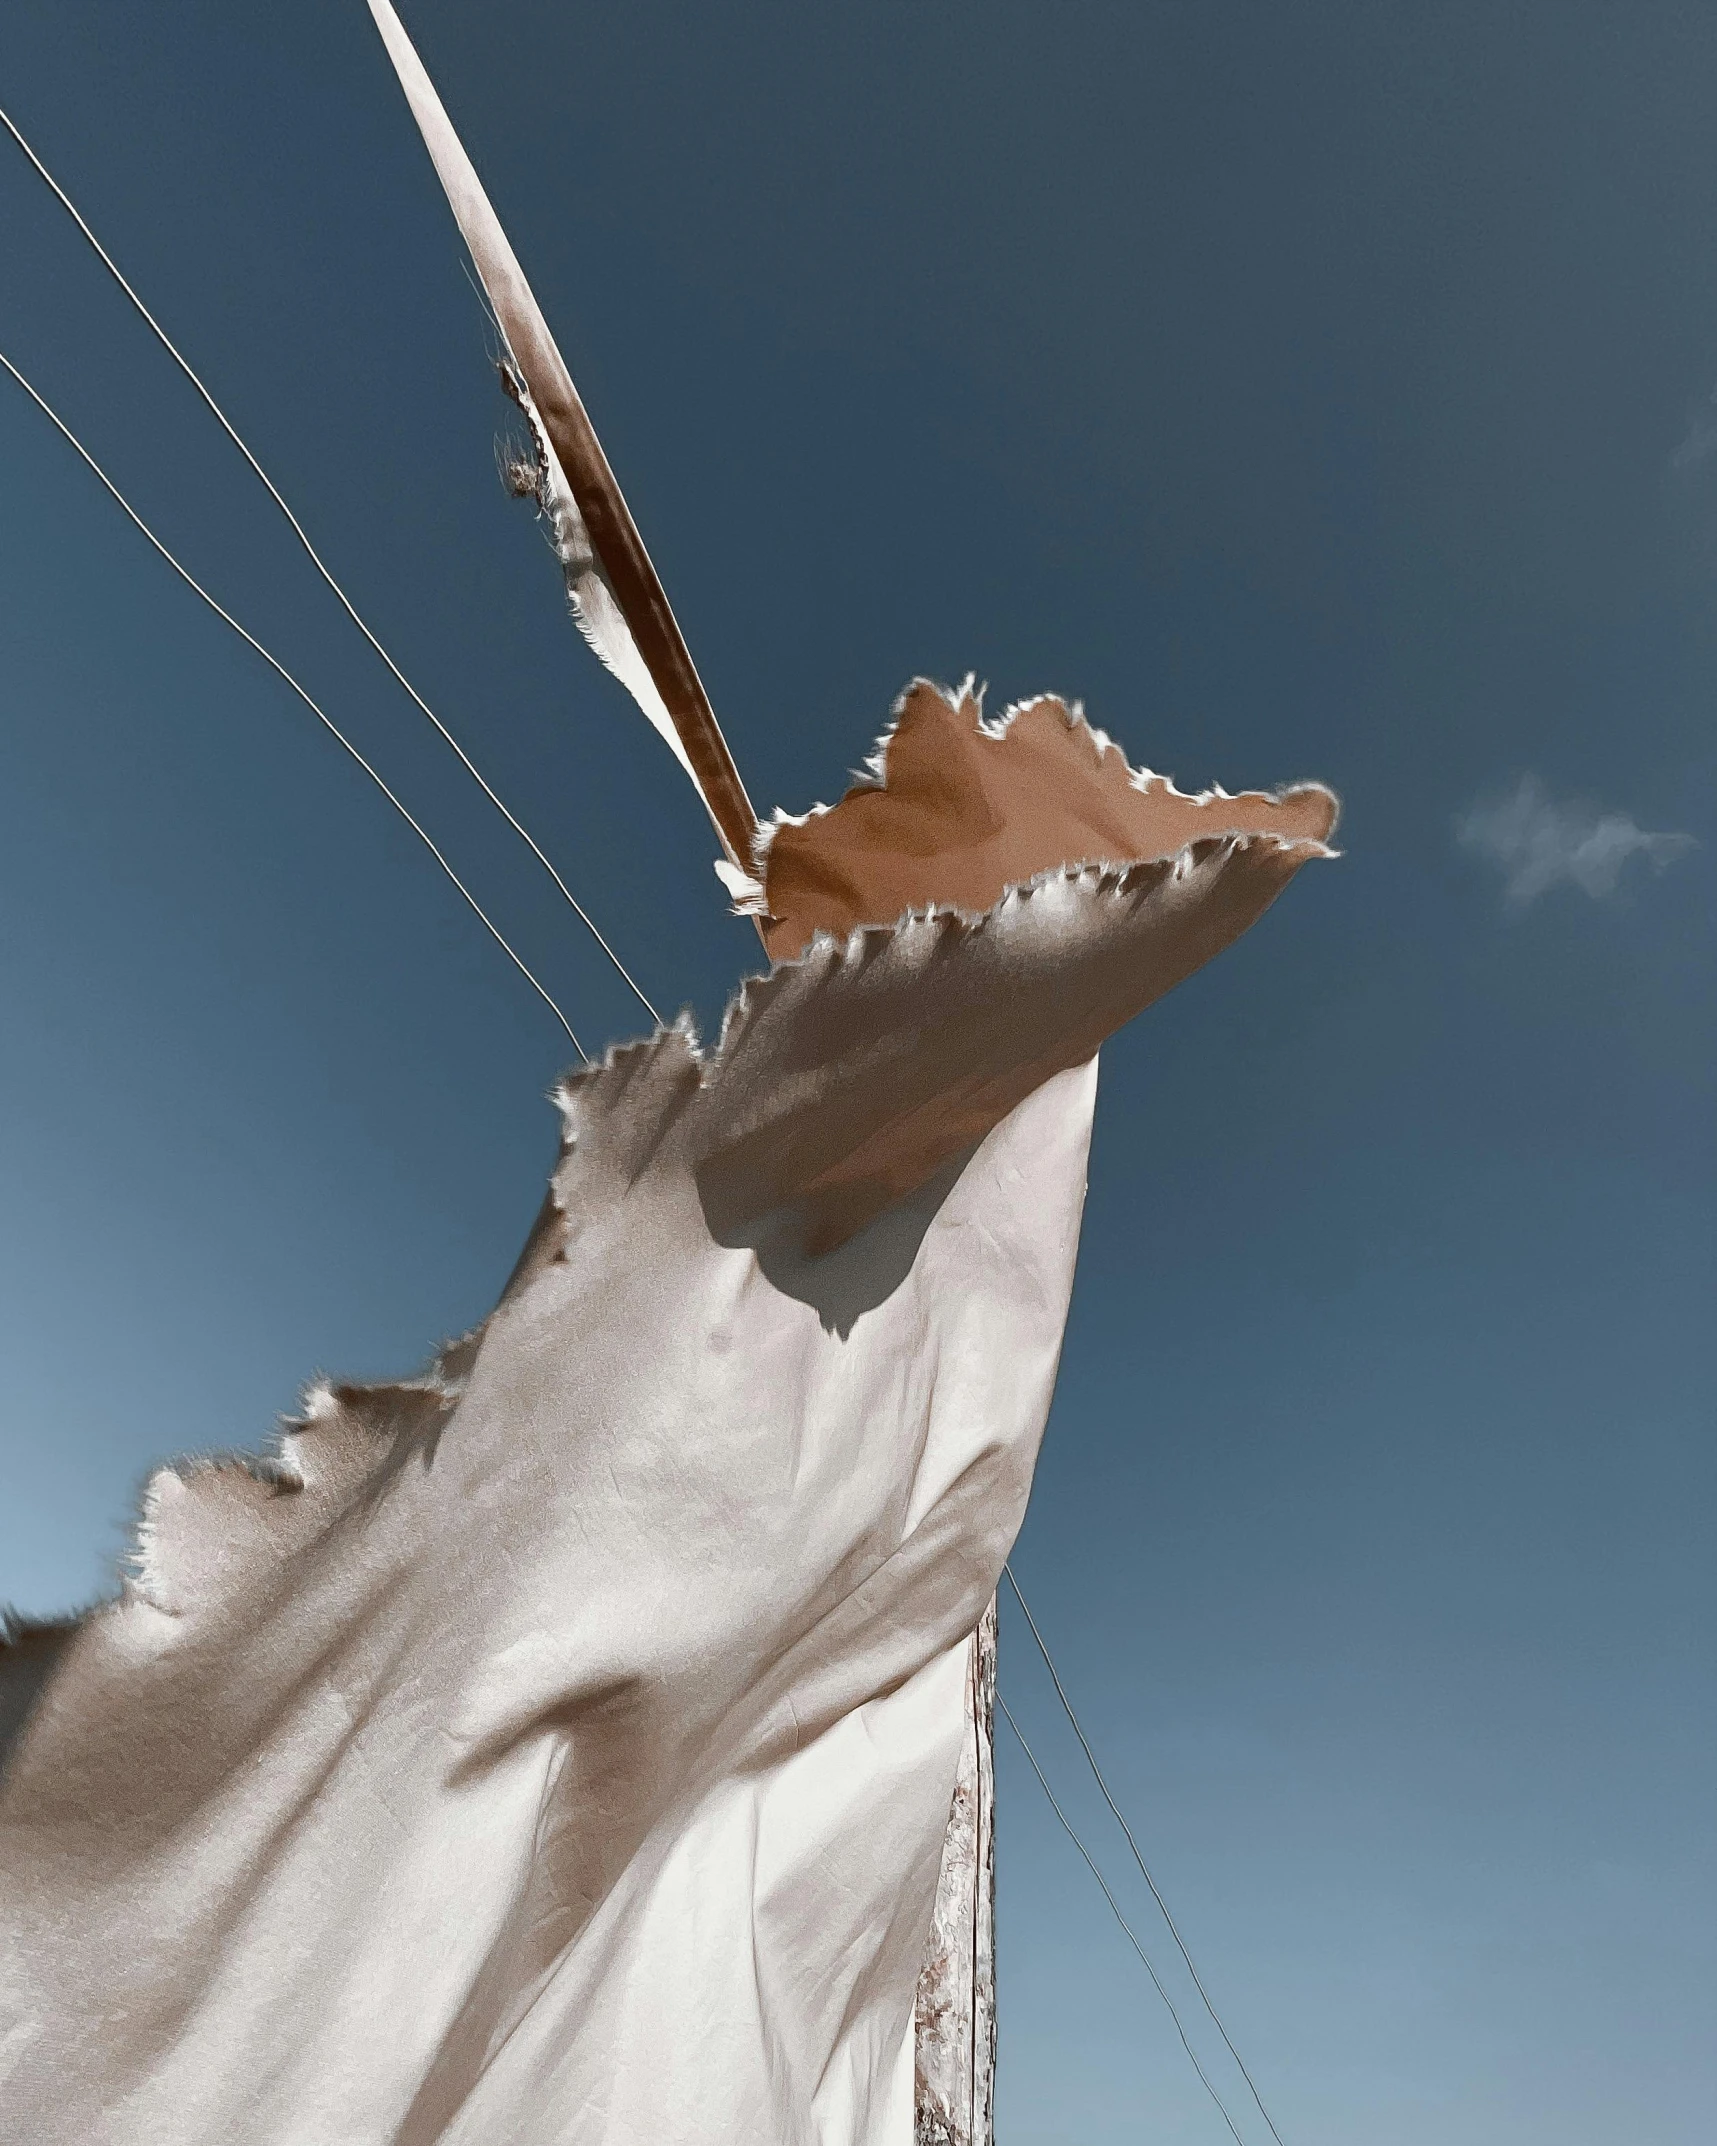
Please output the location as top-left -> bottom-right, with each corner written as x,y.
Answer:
2,4 -> 1712,2138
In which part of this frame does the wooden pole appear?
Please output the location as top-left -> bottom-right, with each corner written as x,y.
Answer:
913,1595 -> 997,2146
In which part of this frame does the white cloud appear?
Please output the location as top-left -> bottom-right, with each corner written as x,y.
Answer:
1670,384 -> 1717,474
1457,775 -> 1694,907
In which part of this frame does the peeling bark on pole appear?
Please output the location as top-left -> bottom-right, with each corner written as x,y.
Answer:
913,1595 -> 997,2146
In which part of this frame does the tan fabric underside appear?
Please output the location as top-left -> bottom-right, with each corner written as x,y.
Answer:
760,680 -> 1338,962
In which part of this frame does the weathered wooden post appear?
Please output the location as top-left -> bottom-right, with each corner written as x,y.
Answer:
914,1596 -> 998,2146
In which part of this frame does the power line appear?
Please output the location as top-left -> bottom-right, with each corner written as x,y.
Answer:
1004,1564 -> 1288,2146
1,345 -> 584,1058
0,99 -> 661,1031
997,1695 -> 1250,2146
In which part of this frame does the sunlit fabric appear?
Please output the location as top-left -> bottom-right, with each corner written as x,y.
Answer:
0,684 -> 1332,2144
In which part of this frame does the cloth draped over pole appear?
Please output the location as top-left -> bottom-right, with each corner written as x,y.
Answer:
0,9 -> 1338,2142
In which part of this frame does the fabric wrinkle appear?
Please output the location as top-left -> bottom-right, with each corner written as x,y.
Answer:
1,679 -> 1333,2144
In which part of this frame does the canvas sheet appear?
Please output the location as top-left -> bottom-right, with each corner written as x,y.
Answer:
0,680 -> 1334,2143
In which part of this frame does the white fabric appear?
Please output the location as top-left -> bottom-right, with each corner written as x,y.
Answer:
365,0 -> 757,869
0,945 -> 1100,2140
0,834 -> 1327,2142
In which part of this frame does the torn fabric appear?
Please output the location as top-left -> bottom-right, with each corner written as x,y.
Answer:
365,0 -> 759,873
0,688 -> 1334,2144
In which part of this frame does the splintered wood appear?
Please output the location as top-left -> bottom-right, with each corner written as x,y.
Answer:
913,1597 -> 997,2146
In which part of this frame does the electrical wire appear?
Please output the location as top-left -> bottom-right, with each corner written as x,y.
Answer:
997,1695 -> 1249,2146
0,345 -> 585,1058
0,100 -> 661,1030
1004,1563 -> 1288,2146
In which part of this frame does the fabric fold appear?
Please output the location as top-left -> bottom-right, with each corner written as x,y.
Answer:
1,685 -> 1334,2146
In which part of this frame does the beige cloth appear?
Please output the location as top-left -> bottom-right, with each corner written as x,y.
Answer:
0,686 -> 1333,2143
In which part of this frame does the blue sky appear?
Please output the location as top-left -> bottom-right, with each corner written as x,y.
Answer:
1,3 -> 1712,2139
